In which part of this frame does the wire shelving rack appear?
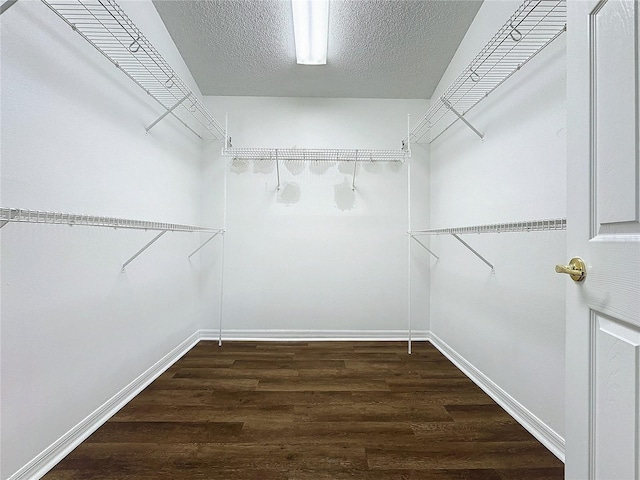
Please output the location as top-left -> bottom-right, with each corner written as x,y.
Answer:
221,146 -> 410,191
0,207 -> 224,271
0,207 -> 220,233
221,147 -> 409,163
410,218 -> 566,273
411,218 -> 567,236
406,0 -> 566,145
40,0 -> 225,140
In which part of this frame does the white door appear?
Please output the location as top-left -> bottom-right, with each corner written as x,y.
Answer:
565,1 -> 640,479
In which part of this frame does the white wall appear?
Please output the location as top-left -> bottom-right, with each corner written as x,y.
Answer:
200,97 -> 430,339
0,1 -> 207,478
0,0 -> 567,476
428,0 -> 567,448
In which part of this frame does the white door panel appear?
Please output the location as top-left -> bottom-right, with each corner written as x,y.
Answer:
592,313 -> 640,479
566,0 -> 640,479
593,0 -> 639,227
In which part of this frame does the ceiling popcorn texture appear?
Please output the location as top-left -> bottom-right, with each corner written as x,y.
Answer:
152,0 -> 483,99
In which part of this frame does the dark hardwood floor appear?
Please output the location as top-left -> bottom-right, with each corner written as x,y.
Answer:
44,341 -> 564,479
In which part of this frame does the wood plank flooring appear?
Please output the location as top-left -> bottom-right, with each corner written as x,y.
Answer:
43,341 -> 564,479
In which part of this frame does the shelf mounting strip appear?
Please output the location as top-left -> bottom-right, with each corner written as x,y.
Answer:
410,218 -> 567,272
405,0 -> 566,144
0,207 -> 224,271
39,0 -> 225,140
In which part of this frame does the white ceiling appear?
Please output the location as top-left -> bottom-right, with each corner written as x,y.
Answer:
152,0 -> 483,99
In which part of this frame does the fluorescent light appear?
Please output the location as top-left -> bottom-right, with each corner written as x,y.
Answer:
292,0 -> 329,65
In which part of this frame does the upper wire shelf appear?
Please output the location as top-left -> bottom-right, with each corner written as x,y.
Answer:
411,218 -> 566,236
406,0 -> 566,144
40,0 -> 225,140
0,207 -> 221,233
222,147 -> 410,163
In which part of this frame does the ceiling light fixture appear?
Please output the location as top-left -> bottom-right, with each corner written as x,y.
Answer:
291,0 -> 329,65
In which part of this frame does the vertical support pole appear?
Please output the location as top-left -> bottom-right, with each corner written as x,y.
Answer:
352,151 -> 358,190
218,232 -> 226,347
405,112 -> 415,354
407,153 -> 412,355
219,157 -> 228,347
275,150 -> 281,190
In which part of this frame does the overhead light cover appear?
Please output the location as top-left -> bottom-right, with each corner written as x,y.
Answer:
292,0 -> 329,65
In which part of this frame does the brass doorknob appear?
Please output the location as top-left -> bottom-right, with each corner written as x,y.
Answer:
555,257 -> 586,282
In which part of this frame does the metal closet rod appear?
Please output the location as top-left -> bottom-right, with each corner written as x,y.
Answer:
38,0 -> 225,140
404,0 -> 566,145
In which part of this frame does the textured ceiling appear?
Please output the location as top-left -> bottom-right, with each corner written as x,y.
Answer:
152,0 -> 482,99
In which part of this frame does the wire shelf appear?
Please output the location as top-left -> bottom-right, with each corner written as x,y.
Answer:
407,0 -> 566,144
222,147 -> 410,162
40,0 -> 225,140
412,218 -> 566,235
0,207 -> 221,233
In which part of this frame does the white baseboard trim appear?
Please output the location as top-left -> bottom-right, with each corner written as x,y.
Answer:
199,329 -> 430,342
9,331 -> 200,480
12,329 -> 564,479
427,332 -> 565,462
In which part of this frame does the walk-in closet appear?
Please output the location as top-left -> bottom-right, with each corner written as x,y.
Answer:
1,0 -> 639,478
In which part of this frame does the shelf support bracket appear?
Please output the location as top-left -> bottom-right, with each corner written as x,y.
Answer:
145,94 -> 190,133
1,0 -> 18,15
188,231 -> 223,260
442,98 -> 484,140
410,233 -> 439,261
402,113 -> 412,153
122,230 -> 167,272
451,233 -> 495,273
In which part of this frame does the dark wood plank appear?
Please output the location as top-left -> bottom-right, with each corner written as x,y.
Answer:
293,403 -> 454,422
173,367 -> 299,380
257,378 -> 391,392
232,359 -> 346,369
351,391 -> 498,406
410,421 -> 535,442
365,442 -> 564,470
43,341 -> 563,479
444,404 -> 517,423
286,469 -> 504,480
238,421 -> 417,445
84,421 -> 243,443
111,404 -> 296,423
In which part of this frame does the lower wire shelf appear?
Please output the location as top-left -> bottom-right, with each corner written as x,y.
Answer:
1,207 -> 224,271
410,218 -> 567,273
